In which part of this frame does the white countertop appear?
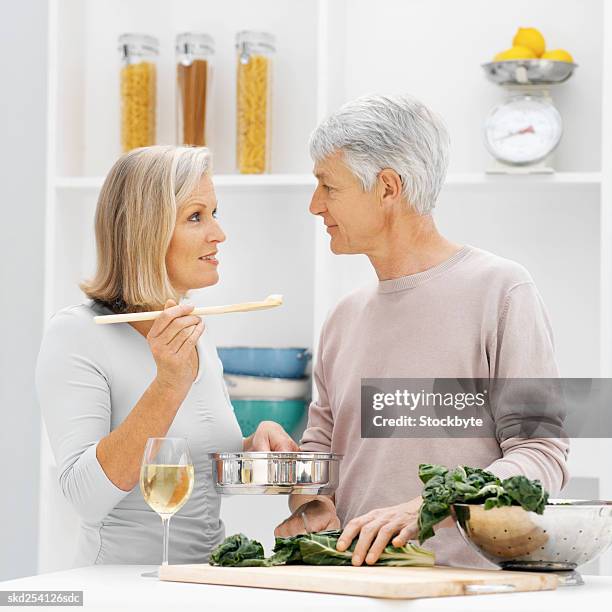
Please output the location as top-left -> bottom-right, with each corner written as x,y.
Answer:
1,565 -> 611,611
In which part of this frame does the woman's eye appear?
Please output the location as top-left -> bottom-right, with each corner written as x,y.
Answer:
212,208 -> 218,219
189,212 -> 200,222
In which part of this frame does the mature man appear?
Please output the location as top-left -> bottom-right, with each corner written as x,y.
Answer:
275,94 -> 569,568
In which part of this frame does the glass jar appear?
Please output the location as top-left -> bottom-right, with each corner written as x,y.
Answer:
118,33 -> 159,153
176,33 -> 214,147
236,31 -> 275,174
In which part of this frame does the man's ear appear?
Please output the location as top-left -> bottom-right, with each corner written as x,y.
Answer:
378,168 -> 403,203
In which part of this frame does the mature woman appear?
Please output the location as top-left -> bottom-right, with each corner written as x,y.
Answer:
36,145 -> 297,565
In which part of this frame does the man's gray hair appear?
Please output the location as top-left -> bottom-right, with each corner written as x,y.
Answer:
309,94 -> 450,215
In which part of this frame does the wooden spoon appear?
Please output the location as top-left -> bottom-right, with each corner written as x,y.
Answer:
94,294 -> 283,325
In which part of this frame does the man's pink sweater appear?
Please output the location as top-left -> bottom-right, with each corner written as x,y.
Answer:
300,245 -> 569,568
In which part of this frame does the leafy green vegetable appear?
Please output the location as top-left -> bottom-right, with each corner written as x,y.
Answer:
267,534 -> 303,566
503,475 -> 548,513
209,533 -> 268,567
288,530 -> 355,566
287,531 -> 434,567
210,529 -> 434,567
417,463 -> 549,544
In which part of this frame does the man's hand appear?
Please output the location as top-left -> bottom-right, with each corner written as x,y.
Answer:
336,496 -> 453,566
274,498 -> 340,537
243,421 -> 300,452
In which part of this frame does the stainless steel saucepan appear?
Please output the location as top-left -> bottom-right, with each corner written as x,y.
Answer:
209,451 -> 342,495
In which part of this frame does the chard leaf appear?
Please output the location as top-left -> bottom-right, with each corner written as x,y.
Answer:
209,533 -> 267,566
211,529 -> 434,567
502,475 -> 548,514
298,533 -> 354,565
269,535 -> 304,565
375,542 -> 434,566
419,463 -> 448,484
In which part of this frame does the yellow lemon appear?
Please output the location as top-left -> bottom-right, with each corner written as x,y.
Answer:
494,46 -> 537,61
542,49 -> 574,63
512,27 -> 546,57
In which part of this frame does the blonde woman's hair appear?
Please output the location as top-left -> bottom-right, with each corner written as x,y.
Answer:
80,145 -> 212,313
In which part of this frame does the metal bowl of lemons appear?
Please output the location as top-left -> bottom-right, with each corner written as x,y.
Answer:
485,27 -> 576,85
482,59 -> 578,85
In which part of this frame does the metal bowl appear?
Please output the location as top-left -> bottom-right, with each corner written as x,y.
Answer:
453,500 -> 612,574
209,451 -> 342,495
482,60 -> 578,85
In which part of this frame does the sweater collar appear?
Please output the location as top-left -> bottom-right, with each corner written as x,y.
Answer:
377,245 -> 473,294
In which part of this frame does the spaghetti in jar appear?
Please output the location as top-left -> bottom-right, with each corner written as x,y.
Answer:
176,33 -> 214,147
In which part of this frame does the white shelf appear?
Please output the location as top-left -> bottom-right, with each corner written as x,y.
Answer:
55,174 -> 317,190
444,172 -> 601,186
214,174 -> 316,188
55,171 -> 601,192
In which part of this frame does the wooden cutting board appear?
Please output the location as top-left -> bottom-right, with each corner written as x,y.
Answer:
159,564 -> 558,599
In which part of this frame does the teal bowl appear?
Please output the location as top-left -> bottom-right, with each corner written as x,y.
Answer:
231,398 -> 307,437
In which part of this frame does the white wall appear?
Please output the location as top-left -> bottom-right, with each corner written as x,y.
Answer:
0,0 -> 47,581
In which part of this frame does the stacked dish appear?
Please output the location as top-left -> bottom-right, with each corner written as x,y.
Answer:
218,347 -> 312,437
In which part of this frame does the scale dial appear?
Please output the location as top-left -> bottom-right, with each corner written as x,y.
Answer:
484,95 -> 563,166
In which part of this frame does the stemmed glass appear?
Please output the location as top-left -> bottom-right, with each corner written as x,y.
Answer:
140,437 -> 194,577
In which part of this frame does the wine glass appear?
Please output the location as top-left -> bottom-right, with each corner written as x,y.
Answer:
140,437 -> 194,577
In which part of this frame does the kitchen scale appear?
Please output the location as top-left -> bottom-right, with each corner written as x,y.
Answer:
481,60 -> 578,174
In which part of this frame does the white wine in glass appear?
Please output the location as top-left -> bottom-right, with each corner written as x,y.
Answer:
140,437 -> 194,574
141,464 -> 194,515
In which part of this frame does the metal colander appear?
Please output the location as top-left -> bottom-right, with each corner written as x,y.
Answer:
453,500 -> 612,585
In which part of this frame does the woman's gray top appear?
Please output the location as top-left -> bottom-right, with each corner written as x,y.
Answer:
35,300 -> 243,565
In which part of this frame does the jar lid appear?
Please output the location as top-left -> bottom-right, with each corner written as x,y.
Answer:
235,30 -> 276,52
118,33 -> 159,58
176,32 -> 215,55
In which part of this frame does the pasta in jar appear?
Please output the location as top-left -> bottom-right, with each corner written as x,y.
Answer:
118,34 -> 159,152
176,33 -> 214,147
236,31 -> 275,174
